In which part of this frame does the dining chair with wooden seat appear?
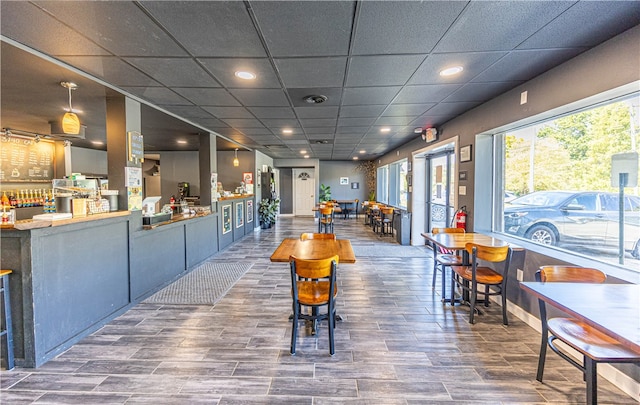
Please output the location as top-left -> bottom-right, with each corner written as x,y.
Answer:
431,227 -> 465,300
289,254 -> 339,355
318,207 -> 334,233
374,206 -> 395,237
300,232 -> 336,240
451,242 -> 512,324
534,265 -> 640,404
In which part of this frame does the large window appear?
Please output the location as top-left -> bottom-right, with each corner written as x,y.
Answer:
377,160 -> 408,208
495,95 -> 640,270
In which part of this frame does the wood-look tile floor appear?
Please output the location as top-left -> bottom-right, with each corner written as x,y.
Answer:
1,216 -> 636,404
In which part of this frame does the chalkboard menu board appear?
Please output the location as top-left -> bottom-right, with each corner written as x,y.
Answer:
0,137 -> 55,182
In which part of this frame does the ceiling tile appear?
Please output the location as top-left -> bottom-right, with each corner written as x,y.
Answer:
160,105 -> 215,119
275,57 -> 347,88
230,88 -> 289,107
198,58 -> 280,88
433,1 -> 573,53
339,105 -> 386,118
394,84 -> 462,104
142,1 -> 265,57
346,55 -> 425,86
342,87 -> 401,105
250,1 -> 354,57
288,88 -> 342,107
472,48 -> 586,82
125,58 -> 221,87
518,2 -> 640,49
304,128 -> 337,135
417,101 -> 481,118
337,117 -> 376,127
247,107 -> 296,119
121,87 -> 191,105
295,106 -> 340,119
408,52 -> 508,85
202,107 -> 254,119
59,56 -> 161,87
382,104 -> 436,117
444,81 -> 523,103
300,118 -> 338,128
352,1 -> 467,55
374,116 -> 414,126
31,1 -> 187,57
173,88 -> 240,106
260,119 -> 301,128
221,118 -> 265,128
1,2 -> 110,56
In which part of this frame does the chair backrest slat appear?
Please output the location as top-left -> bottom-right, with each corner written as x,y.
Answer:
537,266 -> 606,283
290,255 -> 339,279
300,233 -> 336,240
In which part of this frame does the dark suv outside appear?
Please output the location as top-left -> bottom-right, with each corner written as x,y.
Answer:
503,191 -> 640,259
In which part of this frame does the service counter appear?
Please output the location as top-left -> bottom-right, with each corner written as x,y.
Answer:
0,208 -> 227,368
216,194 -> 255,250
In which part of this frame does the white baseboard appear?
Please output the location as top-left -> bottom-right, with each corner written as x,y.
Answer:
506,299 -> 640,400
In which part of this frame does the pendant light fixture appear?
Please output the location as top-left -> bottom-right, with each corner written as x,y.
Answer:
233,148 -> 239,167
60,81 -> 80,135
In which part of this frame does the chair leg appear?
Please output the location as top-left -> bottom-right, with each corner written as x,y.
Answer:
450,274 -> 456,306
328,305 -> 335,356
431,261 -> 438,289
469,282 -> 476,324
501,287 -> 509,326
441,266 -> 447,301
290,303 -> 299,354
585,358 -> 597,405
536,327 -> 549,382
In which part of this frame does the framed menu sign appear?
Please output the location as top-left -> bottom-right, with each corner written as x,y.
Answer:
0,137 -> 55,182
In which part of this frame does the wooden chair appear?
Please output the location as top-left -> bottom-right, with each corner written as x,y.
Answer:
535,266 -> 640,404
318,207 -> 334,233
300,232 -> 336,240
289,255 -> 339,355
431,227 -> 465,300
374,207 -> 395,237
451,243 -> 512,324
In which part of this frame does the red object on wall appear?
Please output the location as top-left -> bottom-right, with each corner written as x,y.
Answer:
454,206 -> 467,230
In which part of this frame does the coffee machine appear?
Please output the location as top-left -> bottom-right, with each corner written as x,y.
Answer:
177,182 -> 190,200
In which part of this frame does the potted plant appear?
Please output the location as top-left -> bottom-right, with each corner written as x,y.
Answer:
258,198 -> 280,229
319,184 -> 332,203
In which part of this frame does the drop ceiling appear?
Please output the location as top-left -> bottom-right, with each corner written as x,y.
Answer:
1,1 -> 639,159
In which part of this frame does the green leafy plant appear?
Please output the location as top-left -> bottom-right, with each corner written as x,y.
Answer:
319,184 -> 332,202
258,198 -> 280,228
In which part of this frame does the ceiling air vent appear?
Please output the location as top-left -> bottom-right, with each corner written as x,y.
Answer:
265,144 -> 288,149
314,140 -> 329,144
303,95 -> 327,104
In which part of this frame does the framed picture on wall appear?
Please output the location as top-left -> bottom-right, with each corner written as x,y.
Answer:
460,145 -> 472,162
340,177 -> 349,185
246,200 -> 253,223
235,201 -> 244,228
222,205 -> 232,234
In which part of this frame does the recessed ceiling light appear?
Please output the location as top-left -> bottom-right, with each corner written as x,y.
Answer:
282,129 -> 293,134
359,150 -> 366,154
177,140 -> 187,144
300,150 -> 307,154
91,141 -> 104,146
380,127 -> 391,133
352,156 -> 359,160
235,71 -> 256,80
304,155 -> 309,158
440,66 -> 464,76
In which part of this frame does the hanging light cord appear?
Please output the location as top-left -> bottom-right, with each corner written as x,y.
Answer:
67,85 -> 74,112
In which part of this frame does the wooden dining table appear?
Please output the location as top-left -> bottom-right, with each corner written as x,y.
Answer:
270,238 -> 356,263
520,282 -> 640,405
421,232 -> 523,303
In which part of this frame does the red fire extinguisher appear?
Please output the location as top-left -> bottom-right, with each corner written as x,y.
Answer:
453,206 -> 467,230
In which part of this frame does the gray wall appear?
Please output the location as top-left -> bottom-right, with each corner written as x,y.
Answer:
70,146 -> 107,176
217,150 -> 255,194
159,151 -> 199,206
279,168 -> 293,214
319,161 -> 367,202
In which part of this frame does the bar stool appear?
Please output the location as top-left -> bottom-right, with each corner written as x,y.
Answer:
0,269 -> 14,370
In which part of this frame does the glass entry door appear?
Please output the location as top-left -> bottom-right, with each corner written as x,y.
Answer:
426,148 -> 456,231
